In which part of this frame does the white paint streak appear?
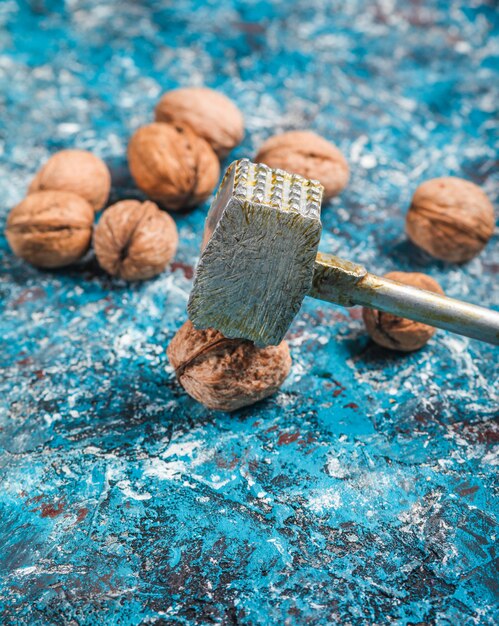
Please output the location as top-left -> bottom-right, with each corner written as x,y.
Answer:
308,488 -> 342,512
117,479 -> 152,501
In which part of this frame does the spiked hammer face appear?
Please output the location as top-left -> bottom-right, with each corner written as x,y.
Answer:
187,159 -> 323,346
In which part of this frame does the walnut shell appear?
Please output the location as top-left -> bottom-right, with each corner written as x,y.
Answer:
255,130 -> 349,201
29,149 -> 111,212
93,199 -> 178,281
167,320 -> 291,411
154,87 -> 244,158
362,271 -> 444,352
5,190 -> 94,268
128,123 -> 220,211
406,177 -> 495,263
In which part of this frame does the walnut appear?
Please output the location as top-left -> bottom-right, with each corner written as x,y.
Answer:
128,123 -> 220,211
167,320 -> 291,411
5,190 -> 94,268
93,200 -> 178,281
255,130 -> 349,201
154,87 -> 244,158
362,271 -> 444,351
406,177 -> 495,263
28,149 -> 111,212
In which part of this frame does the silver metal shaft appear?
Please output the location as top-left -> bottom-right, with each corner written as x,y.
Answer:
309,252 -> 499,345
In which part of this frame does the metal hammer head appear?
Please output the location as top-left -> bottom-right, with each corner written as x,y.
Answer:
187,159 -> 324,345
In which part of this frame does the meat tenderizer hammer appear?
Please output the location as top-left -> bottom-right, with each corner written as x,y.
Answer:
188,159 -> 499,347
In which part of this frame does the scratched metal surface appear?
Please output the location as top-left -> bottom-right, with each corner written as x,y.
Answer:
0,1 -> 498,624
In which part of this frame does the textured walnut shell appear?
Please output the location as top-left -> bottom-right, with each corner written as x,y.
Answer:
128,123 -> 220,211
155,87 -> 244,158
406,177 -> 495,263
362,272 -> 444,352
93,199 -> 178,281
167,320 -> 291,411
5,190 -> 94,268
29,149 -> 111,212
255,130 -> 349,201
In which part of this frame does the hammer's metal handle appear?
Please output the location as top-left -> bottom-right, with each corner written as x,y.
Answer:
309,253 -> 499,345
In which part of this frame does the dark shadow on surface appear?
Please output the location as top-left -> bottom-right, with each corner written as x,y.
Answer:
385,238 -> 450,271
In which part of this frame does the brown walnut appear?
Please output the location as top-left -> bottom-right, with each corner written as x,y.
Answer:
406,177 -> 495,263
5,190 -> 94,268
255,130 -> 349,200
167,320 -> 291,411
154,87 -> 244,158
128,123 -> 220,211
29,149 -> 111,212
362,271 -> 444,352
93,199 -> 178,281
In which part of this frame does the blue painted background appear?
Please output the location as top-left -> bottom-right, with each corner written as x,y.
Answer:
0,1 -> 498,624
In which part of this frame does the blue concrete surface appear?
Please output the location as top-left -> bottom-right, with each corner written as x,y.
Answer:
0,1 -> 498,624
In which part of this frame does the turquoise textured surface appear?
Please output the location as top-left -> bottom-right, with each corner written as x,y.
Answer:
0,1 -> 498,624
